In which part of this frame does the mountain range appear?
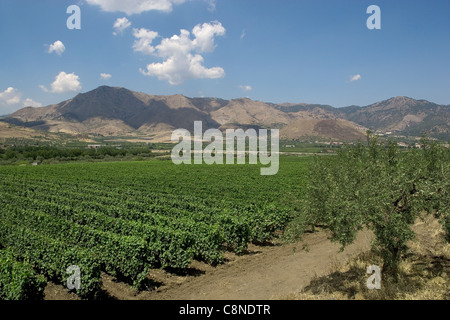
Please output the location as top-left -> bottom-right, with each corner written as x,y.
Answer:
1,86 -> 449,142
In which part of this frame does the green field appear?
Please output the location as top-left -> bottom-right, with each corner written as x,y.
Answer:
0,156 -> 312,298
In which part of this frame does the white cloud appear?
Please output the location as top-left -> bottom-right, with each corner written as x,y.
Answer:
0,87 -> 42,113
136,21 -> 226,85
100,73 -> 112,80
48,40 -> 66,56
239,85 -> 252,92
39,85 -> 49,93
0,87 -> 21,106
23,98 -> 42,108
140,54 -> 225,85
113,17 -> 131,35
41,72 -> 82,93
86,0 -> 186,15
240,29 -> 246,40
192,22 -> 225,53
133,28 -> 159,55
350,74 -> 362,82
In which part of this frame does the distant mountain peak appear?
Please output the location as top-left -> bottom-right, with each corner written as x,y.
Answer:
386,96 -> 419,104
95,85 -> 123,90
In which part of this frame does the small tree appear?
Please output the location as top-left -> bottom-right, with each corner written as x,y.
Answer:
298,134 -> 449,276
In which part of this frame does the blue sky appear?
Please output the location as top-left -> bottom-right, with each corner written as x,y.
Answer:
1,0 -> 450,114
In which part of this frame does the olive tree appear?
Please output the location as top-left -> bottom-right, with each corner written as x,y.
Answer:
298,134 -> 449,275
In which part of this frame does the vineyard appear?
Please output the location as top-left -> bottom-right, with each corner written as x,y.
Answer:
0,156 -> 310,299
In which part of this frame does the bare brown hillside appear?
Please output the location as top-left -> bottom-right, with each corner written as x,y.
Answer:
281,118 -> 367,141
